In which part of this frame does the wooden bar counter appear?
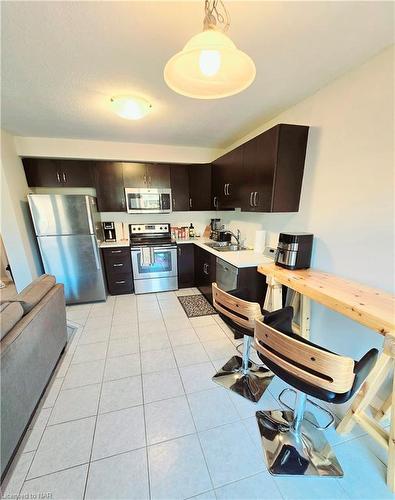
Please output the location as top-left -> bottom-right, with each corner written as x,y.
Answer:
258,262 -> 395,490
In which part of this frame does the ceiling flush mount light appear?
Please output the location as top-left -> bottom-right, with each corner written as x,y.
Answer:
110,95 -> 152,120
164,0 -> 256,99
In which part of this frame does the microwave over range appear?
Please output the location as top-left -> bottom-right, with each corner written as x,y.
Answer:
125,188 -> 172,214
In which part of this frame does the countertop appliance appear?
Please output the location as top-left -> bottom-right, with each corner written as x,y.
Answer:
210,230 -> 232,243
129,223 -> 178,294
275,232 -> 314,270
28,194 -> 107,304
103,221 -> 116,242
210,218 -> 222,231
125,188 -> 172,214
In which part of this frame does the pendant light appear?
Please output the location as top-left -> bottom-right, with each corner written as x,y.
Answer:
164,0 -> 256,99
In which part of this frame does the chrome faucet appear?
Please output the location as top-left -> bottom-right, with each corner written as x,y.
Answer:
224,229 -> 241,246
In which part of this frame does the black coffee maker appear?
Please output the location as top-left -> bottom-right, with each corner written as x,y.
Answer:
103,222 -> 116,242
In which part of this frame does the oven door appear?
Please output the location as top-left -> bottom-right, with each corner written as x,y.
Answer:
131,246 -> 178,280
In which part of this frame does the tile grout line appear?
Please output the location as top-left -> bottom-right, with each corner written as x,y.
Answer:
137,294 -> 161,500
81,299 -> 115,500
19,309 -> 93,493
164,306 -> 219,497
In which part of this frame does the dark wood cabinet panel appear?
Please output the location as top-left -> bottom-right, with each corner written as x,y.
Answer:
147,164 -> 170,188
242,124 -> 309,212
177,243 -> 195,288
212,146 -> 243,209
195,246 -> 216,304
102,247 -> 133,295
122,163 -> 147,188
189,164 -> 212,211
23,158 -> 93,187
94,162 -> 125,212
170,165 -> 190,211
122,163 -> 170,189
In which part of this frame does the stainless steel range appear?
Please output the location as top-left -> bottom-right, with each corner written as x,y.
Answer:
129,223 -> 178,294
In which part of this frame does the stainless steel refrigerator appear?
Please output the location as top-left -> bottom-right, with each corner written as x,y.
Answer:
28,194 -> 107,304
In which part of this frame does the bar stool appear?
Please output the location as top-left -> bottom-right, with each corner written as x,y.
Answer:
211,283 -> 274,403
254,306 -> 378,476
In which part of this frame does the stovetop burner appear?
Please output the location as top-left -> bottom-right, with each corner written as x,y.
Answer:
129,223 -> 175,248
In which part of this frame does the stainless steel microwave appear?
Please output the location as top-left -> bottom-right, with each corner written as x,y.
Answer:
125,188 -> 172,214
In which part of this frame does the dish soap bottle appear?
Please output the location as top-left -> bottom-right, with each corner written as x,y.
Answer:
189,223 -> 195,238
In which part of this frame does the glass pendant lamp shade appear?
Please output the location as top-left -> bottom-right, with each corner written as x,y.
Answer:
164,29 -> 256,99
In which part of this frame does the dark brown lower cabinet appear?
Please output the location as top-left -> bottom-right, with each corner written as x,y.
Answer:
102,247 -> 133,295
194,246 -> 216,304
177,244 -> 195,288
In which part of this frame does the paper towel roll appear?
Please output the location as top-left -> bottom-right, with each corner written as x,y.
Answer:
254,230 -> 266,253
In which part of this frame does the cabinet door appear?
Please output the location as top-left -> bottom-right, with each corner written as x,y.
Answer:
23,158 -> 65,187
147,164 -> 170,188
94,162 -> 126,212
177,244 -> 195,288
212,146 -> 243,209
242,128 -> 278,212
195,247 -> 216,303
170,165 -> 190,211
189,164 -> 212,211
57,160 -> 94,187
122,163 -> 148,188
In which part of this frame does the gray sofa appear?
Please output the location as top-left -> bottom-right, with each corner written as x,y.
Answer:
0,275 -> 67,479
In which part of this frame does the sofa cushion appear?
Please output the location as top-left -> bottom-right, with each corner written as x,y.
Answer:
0,302 -> 24,340
12,274 -> 56,314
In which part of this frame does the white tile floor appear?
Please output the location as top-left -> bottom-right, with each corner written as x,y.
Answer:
2,289 -> 393,500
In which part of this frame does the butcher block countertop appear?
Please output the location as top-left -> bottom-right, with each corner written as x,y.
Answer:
258,262 -> 395,336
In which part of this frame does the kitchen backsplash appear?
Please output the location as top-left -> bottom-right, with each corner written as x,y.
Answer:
99,209 -> 279,250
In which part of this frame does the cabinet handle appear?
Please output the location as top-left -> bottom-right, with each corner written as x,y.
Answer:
227,184 -> 231,196
223,184 -> 227,195
254,192 -> 258,207
56,171 -> 61,183
113,263 -> 123,267
172,198 -> 176,209
115,280 -> 126,284
189,198 -> 192,208
111,250 -> 122,254
213,196 -> 218,208
143,175 -> 147,184
178,247 -> 181,256
249,192 -> 254,207
148,176 -> 152,186
62,172 -> 67,183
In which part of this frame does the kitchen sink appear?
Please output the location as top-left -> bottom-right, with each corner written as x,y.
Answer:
204,242 -> 248,252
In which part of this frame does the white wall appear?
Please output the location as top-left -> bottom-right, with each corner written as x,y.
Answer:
221,46 -> 394,403
15,136 -> 219,164
1,130 -> 42,291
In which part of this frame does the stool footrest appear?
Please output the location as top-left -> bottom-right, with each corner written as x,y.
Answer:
278,388 -> 335,430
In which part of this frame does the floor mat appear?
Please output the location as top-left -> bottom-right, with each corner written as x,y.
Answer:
178,294 -> 217,317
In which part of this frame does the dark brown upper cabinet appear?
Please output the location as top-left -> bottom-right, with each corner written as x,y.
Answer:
23,158 -> 94,187
212,145 -> 243,209
122,163 -> 170,189
170,165 -> 190,211
242,124 -> 309,212
188,164 -> 212,211
94,162 -> 126,212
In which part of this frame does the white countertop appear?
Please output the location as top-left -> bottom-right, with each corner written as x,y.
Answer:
99,240 -> 130,248
99,237 -> 272,268
176,237 -> 272,268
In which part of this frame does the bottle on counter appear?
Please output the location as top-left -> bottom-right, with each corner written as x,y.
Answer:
189,223 -> 195,238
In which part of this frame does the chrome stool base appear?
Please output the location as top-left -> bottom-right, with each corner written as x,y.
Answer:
212,355 -> 273,403
256,409 -> 343,477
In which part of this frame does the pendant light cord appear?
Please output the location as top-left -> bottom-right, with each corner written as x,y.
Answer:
203,0 -> 231,32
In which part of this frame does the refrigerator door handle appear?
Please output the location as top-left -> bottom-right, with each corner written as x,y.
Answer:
92,238 -> 102,270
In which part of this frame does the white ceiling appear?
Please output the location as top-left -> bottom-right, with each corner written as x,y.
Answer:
2,1 -> 393,149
